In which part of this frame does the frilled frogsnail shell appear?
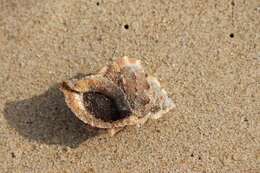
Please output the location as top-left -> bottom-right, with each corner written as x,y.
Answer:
60,57 -> 175,135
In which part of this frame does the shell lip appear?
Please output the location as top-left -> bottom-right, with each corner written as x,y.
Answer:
60,80 -> 141,129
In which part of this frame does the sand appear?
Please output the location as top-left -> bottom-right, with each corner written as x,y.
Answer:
0,0 -> 259,172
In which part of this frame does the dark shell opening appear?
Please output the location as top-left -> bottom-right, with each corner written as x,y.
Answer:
83,92 -> 131,122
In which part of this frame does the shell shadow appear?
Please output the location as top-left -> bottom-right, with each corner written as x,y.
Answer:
4,82 -> 99,148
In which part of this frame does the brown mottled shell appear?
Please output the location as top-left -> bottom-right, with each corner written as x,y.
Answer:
60,57 -> 175,135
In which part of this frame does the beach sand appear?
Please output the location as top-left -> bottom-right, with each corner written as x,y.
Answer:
0,0 -> 259,172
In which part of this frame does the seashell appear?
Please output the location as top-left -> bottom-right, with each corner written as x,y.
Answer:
60,56 -> 175,136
